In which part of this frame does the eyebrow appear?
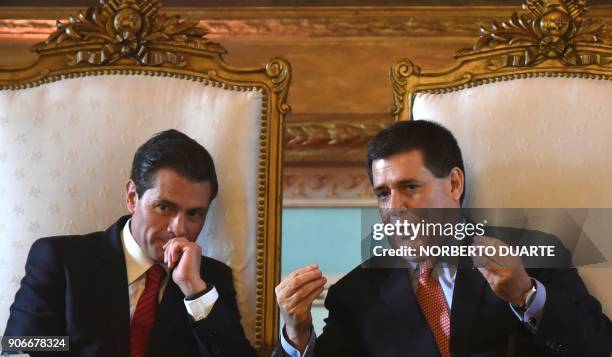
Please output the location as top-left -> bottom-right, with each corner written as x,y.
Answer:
155,198 -> 207,213
154,199 -> 178,209
187,207 -> 207,215
373,179 -> 422,192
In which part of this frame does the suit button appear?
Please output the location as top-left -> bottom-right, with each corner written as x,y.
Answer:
210,343 -> 221,355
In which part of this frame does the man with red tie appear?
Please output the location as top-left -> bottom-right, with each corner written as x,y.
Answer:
274,120 -> 612,357
4,130 -> 257,357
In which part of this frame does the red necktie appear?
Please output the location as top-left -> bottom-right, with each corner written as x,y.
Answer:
417,259 -> 451,357
130,264 -> 166,357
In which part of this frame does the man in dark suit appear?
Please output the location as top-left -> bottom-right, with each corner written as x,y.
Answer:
4,130 -> 257,357
274,120 -> 612,356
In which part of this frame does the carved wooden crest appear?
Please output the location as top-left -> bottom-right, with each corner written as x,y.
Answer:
459,0 -> 612,67
35,0 -> 226,66
391,0 -> 612,121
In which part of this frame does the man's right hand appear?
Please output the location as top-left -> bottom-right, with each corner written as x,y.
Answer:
275,264 -> 327,352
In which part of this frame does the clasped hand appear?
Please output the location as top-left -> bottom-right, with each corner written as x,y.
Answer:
163,237 -> 207,297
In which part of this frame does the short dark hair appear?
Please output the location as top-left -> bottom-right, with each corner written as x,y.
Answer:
130,129 -> 218,200
366,120 -> 465,203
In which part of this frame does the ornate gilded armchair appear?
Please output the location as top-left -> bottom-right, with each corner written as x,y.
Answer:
0,1 -> 289,354
391,0 -> 612,316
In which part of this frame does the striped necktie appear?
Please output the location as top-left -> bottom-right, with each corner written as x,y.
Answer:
130,264 -> 166,357
417,259 -> 451,357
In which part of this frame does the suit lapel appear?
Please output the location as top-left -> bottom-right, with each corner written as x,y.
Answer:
450,254 -> 486,356
95,216 -> 132,357
379,267 -> 440,357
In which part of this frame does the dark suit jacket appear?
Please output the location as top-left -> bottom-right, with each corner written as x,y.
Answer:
275,227 -> 612,357
4,215 -> 257,357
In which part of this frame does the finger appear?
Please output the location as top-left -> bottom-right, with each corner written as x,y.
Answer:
291,264 -> 320,279
285,284 -> 326,318
164,241 -> 173,268
278,265 -> 321,291
278,269 -> 322,295
173,242 -> 189,268
163,238 -> 182,262
285,277 -> 326,308
296,277 -> 326,301
475,255 -> 502,279
280,270 -> 324,296
164,242 -> 170,266
473,252 -> 503,269
473,235 -> 499,245
474,235 -> 508,250
471,236 -> 506,267
170,243 -> 177,268
303,282 -> 326,305
165,240 -> 185,269
164,240 -> 172,267
476,237 -> 521,269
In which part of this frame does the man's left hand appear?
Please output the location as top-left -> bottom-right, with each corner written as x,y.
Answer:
163,237 -> 207,297
472,236 -> 533,306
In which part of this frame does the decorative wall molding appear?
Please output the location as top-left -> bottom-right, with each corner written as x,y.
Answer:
1,6 -> 612,38
36,1 -> 226,66
459,0 -> 612,67
392,1 -> 612,121
285,113 -> 394,165
283,166 -> 377,206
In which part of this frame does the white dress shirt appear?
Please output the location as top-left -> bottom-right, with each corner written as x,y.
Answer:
121,219 -> 219,322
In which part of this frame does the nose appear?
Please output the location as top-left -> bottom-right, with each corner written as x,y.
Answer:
167,213 -> 186,238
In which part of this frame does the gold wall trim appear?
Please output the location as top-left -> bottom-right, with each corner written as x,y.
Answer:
2,6 -> 612,37
391,0 -> 612,121
35,1 -> 226,66
283,166 -> 376,206
285,113 -> 394,165
0,1 -> 291,355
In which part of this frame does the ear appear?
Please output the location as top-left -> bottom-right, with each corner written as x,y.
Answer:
448,167 -> 465,204
125,179 -> 138,214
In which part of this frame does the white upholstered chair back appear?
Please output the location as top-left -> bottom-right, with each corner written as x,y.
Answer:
0,1 -> 289,355
391,0 -> 612,317
413,77 -> 612,208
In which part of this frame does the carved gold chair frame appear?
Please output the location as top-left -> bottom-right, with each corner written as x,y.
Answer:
391,0 -> 612,121
0,0 -> 290,355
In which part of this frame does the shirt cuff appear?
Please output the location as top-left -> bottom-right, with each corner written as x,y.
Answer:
509,279 -> 547,332
183,286 -> 219,322
279,325 -> 316,357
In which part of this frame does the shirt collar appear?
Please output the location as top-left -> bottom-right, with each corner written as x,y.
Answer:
408,258 -> 458,280
121,218 -> 155,285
